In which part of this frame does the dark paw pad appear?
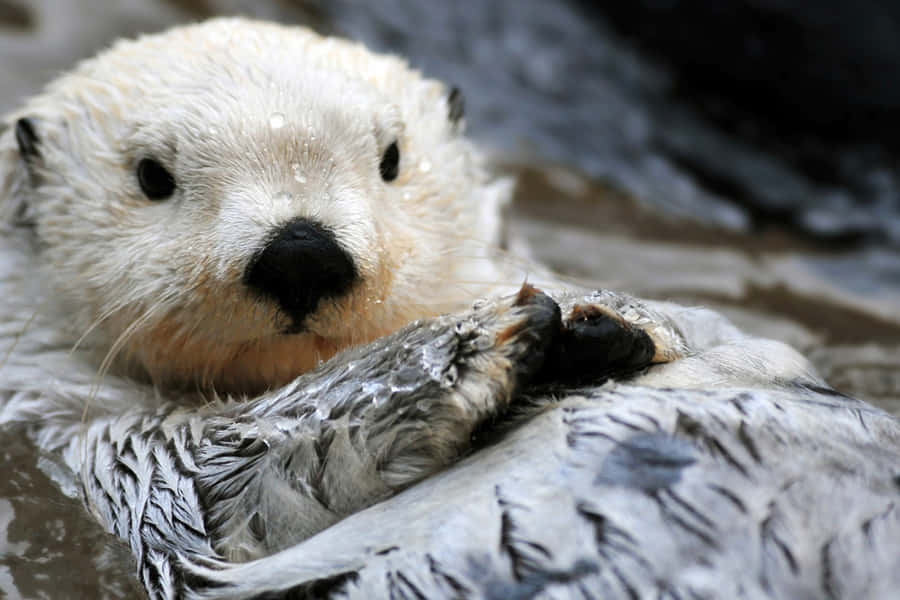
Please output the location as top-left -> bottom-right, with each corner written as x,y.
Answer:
535,304 -> 656,386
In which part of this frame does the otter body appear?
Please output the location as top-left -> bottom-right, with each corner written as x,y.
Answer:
3,18 -> 893,600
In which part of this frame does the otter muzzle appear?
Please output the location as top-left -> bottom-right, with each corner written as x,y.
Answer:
244,218 -> 357,332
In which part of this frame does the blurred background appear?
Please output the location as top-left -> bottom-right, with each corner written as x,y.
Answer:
1,1 -> 899,596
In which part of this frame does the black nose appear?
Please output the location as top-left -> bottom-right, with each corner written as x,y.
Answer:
244,218 -> 357,332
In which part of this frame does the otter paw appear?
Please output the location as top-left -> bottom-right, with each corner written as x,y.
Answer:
355,284 -> 561,488
450,283 -> 561,400
535,293 -> 669,385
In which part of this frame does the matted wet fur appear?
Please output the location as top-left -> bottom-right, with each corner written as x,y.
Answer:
2,18 -> 898,600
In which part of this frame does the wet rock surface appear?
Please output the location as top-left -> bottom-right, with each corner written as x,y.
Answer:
1,0 -> 898,596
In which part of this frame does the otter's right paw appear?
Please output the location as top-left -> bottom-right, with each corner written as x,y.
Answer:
252,283 -> 565,500
457,283 -> 562,391
366,284 -> 561,485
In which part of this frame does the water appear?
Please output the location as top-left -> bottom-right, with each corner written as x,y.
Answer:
268,112 -> 286,130
0,429 -> 139,599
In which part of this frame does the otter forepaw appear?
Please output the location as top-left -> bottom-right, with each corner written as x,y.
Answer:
458,283 -> 561,390
535,302 -> 655,385
534,290 -> 687,385
332,284 -> 563,490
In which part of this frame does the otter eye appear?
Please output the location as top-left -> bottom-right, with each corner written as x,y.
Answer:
379,141 -> 399,182
137,158 -> 176,200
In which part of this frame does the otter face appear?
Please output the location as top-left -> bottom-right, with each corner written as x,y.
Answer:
0,18 -> 511,394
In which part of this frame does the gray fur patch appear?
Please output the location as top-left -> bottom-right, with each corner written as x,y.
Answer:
596,432 -> 696,492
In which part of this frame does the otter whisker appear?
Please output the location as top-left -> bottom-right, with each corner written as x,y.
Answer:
83,296 -> 171,422
69,297 -> 133,355
0,304 -> 43,374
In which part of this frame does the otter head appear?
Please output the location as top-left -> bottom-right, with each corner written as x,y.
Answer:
0,18 -> 512,394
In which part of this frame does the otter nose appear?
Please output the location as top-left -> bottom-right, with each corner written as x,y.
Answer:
244,218 -> 357,331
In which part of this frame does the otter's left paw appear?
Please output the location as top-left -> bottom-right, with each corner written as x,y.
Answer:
535,302 -> 657,385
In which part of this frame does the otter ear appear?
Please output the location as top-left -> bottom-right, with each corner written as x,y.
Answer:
447,86 -> 464,125
14,118 -> 40,162
0,116 -> 40,226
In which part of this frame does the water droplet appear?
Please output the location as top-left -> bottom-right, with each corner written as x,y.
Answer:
269,112 -> 286,130
402,191 -> 413,201
208,126 -> 218,136
291,163 -> 307,183
624,308 -> 644,324
418,159 -> 432,173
